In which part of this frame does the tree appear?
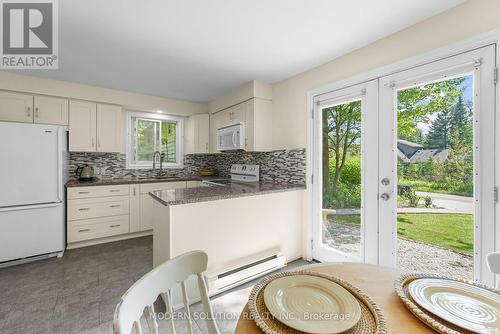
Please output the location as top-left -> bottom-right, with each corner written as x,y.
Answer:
322,100 -> 361,200
397,78 -> 465,142
426,107 -> 452,148
426,95 -> 472,149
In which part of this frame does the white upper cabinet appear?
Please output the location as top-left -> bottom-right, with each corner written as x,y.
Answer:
97,104 -> 123,153
0,91 -> 34,123
185,114 -> 210,154
69,101 -> 123,153
69,100 -> 97,152
34,96 -> 69,125
211,98 -> 272,152
209,80 -> 273,153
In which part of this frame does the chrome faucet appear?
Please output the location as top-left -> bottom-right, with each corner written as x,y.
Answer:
152,151 -> 166,177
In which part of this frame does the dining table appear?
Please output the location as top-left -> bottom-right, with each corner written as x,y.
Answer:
234,262 -> 436,334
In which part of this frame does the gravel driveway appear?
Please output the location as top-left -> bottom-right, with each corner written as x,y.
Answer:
323,222 -> 473,280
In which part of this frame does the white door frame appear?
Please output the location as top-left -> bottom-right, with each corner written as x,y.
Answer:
311,80 -> 379,263
306,30 -> 499,286
378,45 -> 496,286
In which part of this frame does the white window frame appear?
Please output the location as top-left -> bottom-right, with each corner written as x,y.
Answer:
126,111 -> 184,169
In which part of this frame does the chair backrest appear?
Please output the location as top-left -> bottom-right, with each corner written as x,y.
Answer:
487,252 -> 500,288
113,250 -> 220,334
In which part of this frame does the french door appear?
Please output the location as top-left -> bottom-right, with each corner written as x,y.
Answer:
312,45 -> 496,285
311,79 -> 379,264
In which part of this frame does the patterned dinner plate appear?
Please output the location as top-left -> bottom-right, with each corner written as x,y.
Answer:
263,274 -> 361,333
408,278 -> 500,334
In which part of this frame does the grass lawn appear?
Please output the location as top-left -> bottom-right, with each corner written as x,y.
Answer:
330,213 -> 473,255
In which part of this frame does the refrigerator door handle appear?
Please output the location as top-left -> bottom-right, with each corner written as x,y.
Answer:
0,202 -> 62,213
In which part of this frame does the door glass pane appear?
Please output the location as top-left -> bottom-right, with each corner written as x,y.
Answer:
396,75 -> 474,280
321,99 -> 363,259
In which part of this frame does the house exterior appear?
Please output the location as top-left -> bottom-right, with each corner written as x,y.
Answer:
397,139 -> 448,163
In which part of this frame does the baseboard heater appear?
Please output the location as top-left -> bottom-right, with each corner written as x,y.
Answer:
205,247 -> 286,295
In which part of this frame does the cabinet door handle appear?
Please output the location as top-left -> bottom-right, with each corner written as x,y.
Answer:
205,143 -> 209,151
109,224 -> 121,228
109,189 -> 120,192
35,107 -> 39,118
97,139 -> 101,148
109,204 -> 121,208
27,106 -> 31,117
133,187 -> 136,196
92,138 -> 95,147
78,207 -> 90,211
245,138 -> 248,147
78,228 -> 90,232
77,191 -> 90,194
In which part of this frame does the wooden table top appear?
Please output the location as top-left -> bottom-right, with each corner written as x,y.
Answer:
234,262 -> 435,334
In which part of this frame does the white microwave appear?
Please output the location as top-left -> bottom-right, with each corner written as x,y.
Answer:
217,122 -> 246,151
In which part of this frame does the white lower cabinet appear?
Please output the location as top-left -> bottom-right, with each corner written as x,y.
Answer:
67,181 -> 190,245
68,196 -> 129,221
68,215 -> 129,243
129,185 -> 141,233
67,184 -> 131,244
139,181 -> 187,231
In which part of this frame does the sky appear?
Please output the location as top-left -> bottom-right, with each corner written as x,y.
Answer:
416,74 -> 473,136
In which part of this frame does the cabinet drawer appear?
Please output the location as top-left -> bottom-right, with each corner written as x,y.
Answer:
68,196 -> 129,220
67,215 -> 129,243
67,184 -> 130,199
140,181 -> 186,194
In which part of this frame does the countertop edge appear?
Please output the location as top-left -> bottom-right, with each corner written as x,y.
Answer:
149,184 -> 306,206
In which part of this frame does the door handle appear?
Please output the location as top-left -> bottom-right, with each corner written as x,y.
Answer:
78,207 -> 90,211
380,193 -> 390,201
109,224 -> 121,228
35,107 -> 39,118
381,178 -> 390,186
27,106 -> 31,117
109,204 -> 121,208
78,228 -> 90,232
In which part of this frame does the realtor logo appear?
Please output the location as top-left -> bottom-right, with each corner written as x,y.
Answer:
1,0 -> 58,69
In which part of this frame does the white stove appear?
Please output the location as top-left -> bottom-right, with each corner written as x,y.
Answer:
202,164 -> 259,186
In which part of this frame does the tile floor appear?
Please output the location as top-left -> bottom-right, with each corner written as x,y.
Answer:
0,236 -> 310,334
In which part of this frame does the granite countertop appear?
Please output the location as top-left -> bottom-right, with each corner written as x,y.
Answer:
149,181 -> 305,206
65,175 -> 220,187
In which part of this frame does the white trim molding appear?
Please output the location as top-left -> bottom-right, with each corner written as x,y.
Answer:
125,111 -> 185,169
306,28 -> 500,278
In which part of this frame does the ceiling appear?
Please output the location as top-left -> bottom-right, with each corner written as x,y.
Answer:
18,0 -> 464,103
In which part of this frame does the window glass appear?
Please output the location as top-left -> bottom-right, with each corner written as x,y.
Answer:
127,112 -> 183,168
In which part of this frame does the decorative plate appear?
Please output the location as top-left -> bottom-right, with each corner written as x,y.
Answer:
408,278 -> 500,334
263,274 -> 362,333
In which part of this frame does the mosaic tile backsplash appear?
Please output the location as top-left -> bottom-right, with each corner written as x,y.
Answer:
68,149 -> 306,185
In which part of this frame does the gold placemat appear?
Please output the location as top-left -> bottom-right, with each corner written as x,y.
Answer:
394,273 -> 500,334
247,271 -> 387,334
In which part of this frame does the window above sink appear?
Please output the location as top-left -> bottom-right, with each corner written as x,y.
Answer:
126,111 -> 184,169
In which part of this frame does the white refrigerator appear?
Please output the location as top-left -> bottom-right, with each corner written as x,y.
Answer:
0,122 -> 66,265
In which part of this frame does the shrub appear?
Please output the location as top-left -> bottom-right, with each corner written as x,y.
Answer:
402,189 -> 420,207
339,158 -> 361,185
424,196 -> 433,208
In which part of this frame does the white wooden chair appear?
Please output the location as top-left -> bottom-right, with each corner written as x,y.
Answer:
113,250 -> 220,334
487,252 -> 500,289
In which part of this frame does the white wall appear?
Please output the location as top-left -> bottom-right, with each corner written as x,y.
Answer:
0,72 -> 207,116
272,0 -> 500,149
